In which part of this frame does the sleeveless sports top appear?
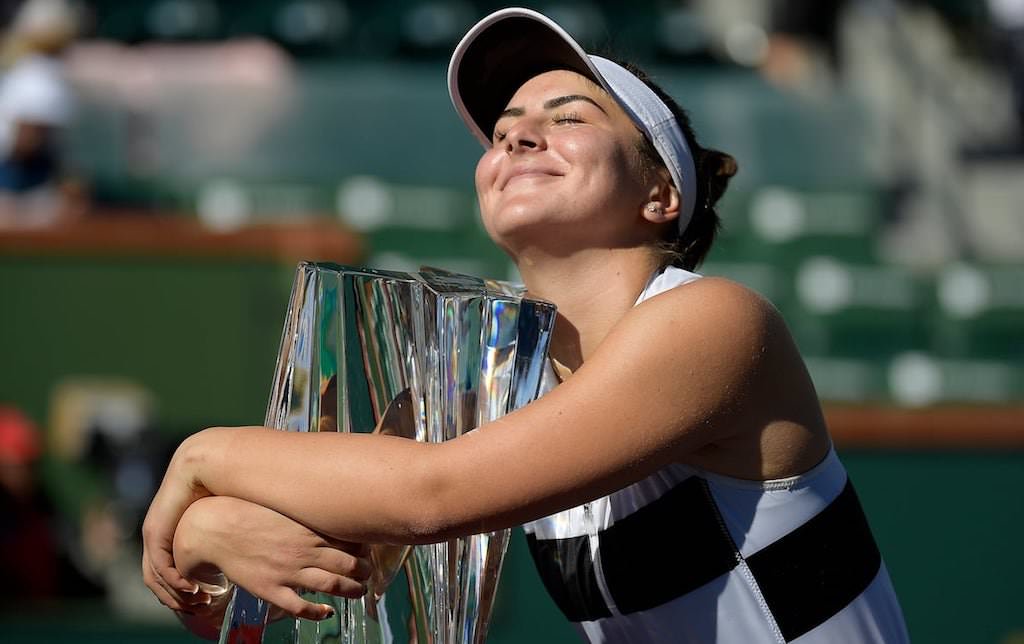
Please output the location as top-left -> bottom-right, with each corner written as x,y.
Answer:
522,267 -> 909,643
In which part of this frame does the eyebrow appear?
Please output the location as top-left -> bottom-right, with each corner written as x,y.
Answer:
545,94 -> 606,112
497,94 -> 608,121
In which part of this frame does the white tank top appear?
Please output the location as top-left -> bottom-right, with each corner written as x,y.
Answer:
522,267 -> 909,643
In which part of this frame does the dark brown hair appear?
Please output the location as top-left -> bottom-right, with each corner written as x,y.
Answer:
618,61 -> 738,270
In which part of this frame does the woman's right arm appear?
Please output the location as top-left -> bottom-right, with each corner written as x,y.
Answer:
150,279 -> 789,540
145,495 -> 372,637
145,278 -> 818,588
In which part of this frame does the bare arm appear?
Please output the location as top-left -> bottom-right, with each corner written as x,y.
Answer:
143,495 -> 372,633
173,497 -> 369,615
147,279 -> 817,551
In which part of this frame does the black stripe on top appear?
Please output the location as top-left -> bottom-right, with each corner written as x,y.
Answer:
526,474 -> 883,636
525,526 -> 612,621
525,476 -> 737,621
746,479 -> 882,641
601,477 -> 740,613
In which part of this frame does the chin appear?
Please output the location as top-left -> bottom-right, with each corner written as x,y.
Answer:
491,220 -> 590,263
483,203 -> 550,239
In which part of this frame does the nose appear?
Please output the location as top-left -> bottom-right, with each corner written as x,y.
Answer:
504,119 -> 544,153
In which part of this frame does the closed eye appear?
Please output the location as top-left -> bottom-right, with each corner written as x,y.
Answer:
553,111 -> 583,125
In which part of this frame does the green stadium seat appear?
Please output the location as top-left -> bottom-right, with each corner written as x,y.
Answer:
887,352 -> 1024,406
335,175 -> 477,232
787,256 -> 927,358
802,355 -> 888,404
144,0 -> 222,40
88,0 -> 224,42
221,0 -> 359,56
699,260 -> 792,306
85,1 -> 153,42
396,1 -> 476,58
731,186 -> 884,266
331,174 -> 507,278
926,263 -> 1024,360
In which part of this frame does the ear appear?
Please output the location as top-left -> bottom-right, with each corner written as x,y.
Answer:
640,167 -> 681,225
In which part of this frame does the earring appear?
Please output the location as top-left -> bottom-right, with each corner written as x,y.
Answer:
646,202 -> 662,215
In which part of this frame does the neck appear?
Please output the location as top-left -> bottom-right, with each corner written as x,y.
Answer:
516,246 -> 661,371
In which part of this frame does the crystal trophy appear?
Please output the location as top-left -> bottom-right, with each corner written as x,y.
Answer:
218,262 -> 556,644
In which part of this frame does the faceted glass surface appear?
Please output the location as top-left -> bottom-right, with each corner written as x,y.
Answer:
219,263 -> 555,644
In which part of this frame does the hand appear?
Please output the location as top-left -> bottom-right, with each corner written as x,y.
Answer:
170,496 -> 372,621
142,432 -> 215,614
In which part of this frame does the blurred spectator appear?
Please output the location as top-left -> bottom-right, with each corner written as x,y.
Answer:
0,404 -> 56,599
771,0 -> 848,68
65,36 -> 295,214
0,403 -> 105,602
761,0 -> 850,93
0,0 -> 85,228
47,377 -> 179,618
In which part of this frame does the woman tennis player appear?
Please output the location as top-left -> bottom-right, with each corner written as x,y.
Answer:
143,8 -> 908,642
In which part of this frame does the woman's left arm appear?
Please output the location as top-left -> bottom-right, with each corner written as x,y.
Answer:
144,278 -> 799,586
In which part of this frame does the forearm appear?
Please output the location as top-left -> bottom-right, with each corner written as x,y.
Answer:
173,498 -> 234,588
179,427 -> 444,543
170,497 -> 234,641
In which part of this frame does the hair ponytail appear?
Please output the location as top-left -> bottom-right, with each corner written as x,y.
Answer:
702,149 -> 738,208
612,59 -> 738,270
659,147 -> 734,270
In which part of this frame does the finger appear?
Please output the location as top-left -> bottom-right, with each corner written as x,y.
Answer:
180,592 -> 214,607
161,565 -> 201,595
146,562 -> 188,611
175,597 -> 222,619
142,553 -> 178,603
314,548 -> 373,582
323,538 -> 371,557
145,550 -> 211,607
266,586 -> 336,621
148,555 -> 201,603
143,561 -> 186,612
143,535 -> 199,595
296,568 -> 367,600
144,550 -> 208,612
152,584 -> 186,612
351,556 -> 373,583
153,555 -> 200,595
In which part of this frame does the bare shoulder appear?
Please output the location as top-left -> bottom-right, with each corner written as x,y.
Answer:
589,275 -> 819,457
432,277 -> 822,530
652,275 -> 779,321
609,276 -> 827,475
583,276 -> 789,418
614,276 -> 784,363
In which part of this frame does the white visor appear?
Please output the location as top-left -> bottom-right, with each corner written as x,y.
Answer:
447,7 -> 698,232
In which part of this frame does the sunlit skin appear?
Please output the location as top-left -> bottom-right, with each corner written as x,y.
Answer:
141,69 -> 832,633
474,70 -> 682,369
475,70 -> 661,259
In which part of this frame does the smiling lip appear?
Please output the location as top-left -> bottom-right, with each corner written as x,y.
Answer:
500,167 -> 563,190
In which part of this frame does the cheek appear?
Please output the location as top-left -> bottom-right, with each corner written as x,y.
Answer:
600,134 -> 648,195
474,150 -> 502,195
564,136 -> 636,191
474,151 -> 503,235
564,134 -> 624,171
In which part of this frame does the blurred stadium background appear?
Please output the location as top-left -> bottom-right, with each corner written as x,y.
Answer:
0,0 -> 1021,642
